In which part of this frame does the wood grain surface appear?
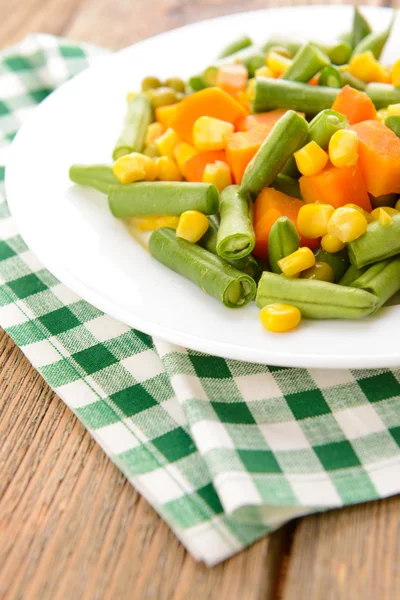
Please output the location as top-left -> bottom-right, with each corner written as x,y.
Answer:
1,0 -> 400,598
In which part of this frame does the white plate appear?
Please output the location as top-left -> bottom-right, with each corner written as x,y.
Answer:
6,5 -> 400,369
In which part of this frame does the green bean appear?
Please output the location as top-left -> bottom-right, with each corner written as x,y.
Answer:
256,272 -> 377,319
347,213 -> 400,268
281,109 -> 347,178
240,111 -> 309,198
252,77 -> 339,116
108,182 -> 219,218
318,66 -> 343,88
199,216 -> 262,280
339,31 -> 353,47
350,257 -> 400,310
385,116 -> 400,138
112,94 -> 153,160
216,186 -> 255,260
218,35 -> 253,59
218,45 -> 266,77
352,7 -> 372,49
338,264 -> 367,287
341,70 -> 367,91
366,83 -> 400,109
271,174 -> 302,199
283,43 -> 330,83
203,66 -> 219,86
149,228 -> 256,308
268,217 -> 300,274
141,76 -> 162,91
316,42 -> 352,66
262,36 -> 302,57
69,165 -> 121,194
314,247 -> 349,282
262,38 -> 351,64
308,109 -> 349,149
353,11 -> 396,59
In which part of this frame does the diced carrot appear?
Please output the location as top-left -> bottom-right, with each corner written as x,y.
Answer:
155,104 -> 179,128
169,87 -> 248,143
349,120 -> 400,196
182,150 -> 226,182
225,128 -> 270,184
253,188 -> 319,260
216,64 -> 248,96
299,162 -> 372,212
308,75 -> 319,85
235,109 -> 288,132
331,85 -> 377,125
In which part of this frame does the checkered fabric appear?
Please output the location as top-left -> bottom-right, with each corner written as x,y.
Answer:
1,35 -> 400,566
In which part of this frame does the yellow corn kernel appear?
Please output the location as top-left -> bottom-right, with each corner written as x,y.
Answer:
202,161 -> 232,191
294,141 -> 329,177
277,247 -> 315,277
391,59 -> 400,87
376,108 -> 389,122
327,207 -> 368,243
192,116 -> 234,151
130,216 -> 179,232
173,142 -> 198,174
155,128 -> 181,157
145,122 -> 165,145
396,199 -> 400,211
344,203 -> 374,223
297,203 -> 334,239
371,206 -> 399,220
155,156 -> 183,181
266,51 -> 292,76
112,152 -> 157,184
260,303 -> 301,333
176,210 -> 209,243
377,208 -> 394,227
329,129 -> 359,168
348,51 -> 391,84
320,234 -> 345,253
255,66 -> 275,78
387,103 -> 400,116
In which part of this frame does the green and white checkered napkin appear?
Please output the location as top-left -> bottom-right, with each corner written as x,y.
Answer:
1,35 -> 400,566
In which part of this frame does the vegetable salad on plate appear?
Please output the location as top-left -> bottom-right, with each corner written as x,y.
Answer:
70,6 -> 400,333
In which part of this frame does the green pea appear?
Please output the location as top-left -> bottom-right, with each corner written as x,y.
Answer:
141,76 -> 162,91
165,77 -> 186,93
300,261 -> 335,283
146,86 -> 178,108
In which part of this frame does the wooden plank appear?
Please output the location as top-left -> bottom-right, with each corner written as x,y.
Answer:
282,497 -> 400,600
0,0 -> 397,598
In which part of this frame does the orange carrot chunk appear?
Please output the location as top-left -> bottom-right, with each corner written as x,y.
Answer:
182,150 -> 226,182
299,162 -> 372,212
169,87 -> 247,143
216,64 -> 248,96
225,128 -> 270,184
348,120 -> 400,196
253,188 -> 318,261
235,109 -> 289,132
331,85 -> 377,125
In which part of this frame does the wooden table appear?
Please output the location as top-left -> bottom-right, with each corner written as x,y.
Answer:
1,0 -> 400,597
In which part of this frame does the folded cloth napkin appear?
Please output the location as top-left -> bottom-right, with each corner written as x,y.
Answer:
1,35 -> 400,566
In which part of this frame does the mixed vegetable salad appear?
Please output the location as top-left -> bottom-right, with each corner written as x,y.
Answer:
69,6 -> 400,333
